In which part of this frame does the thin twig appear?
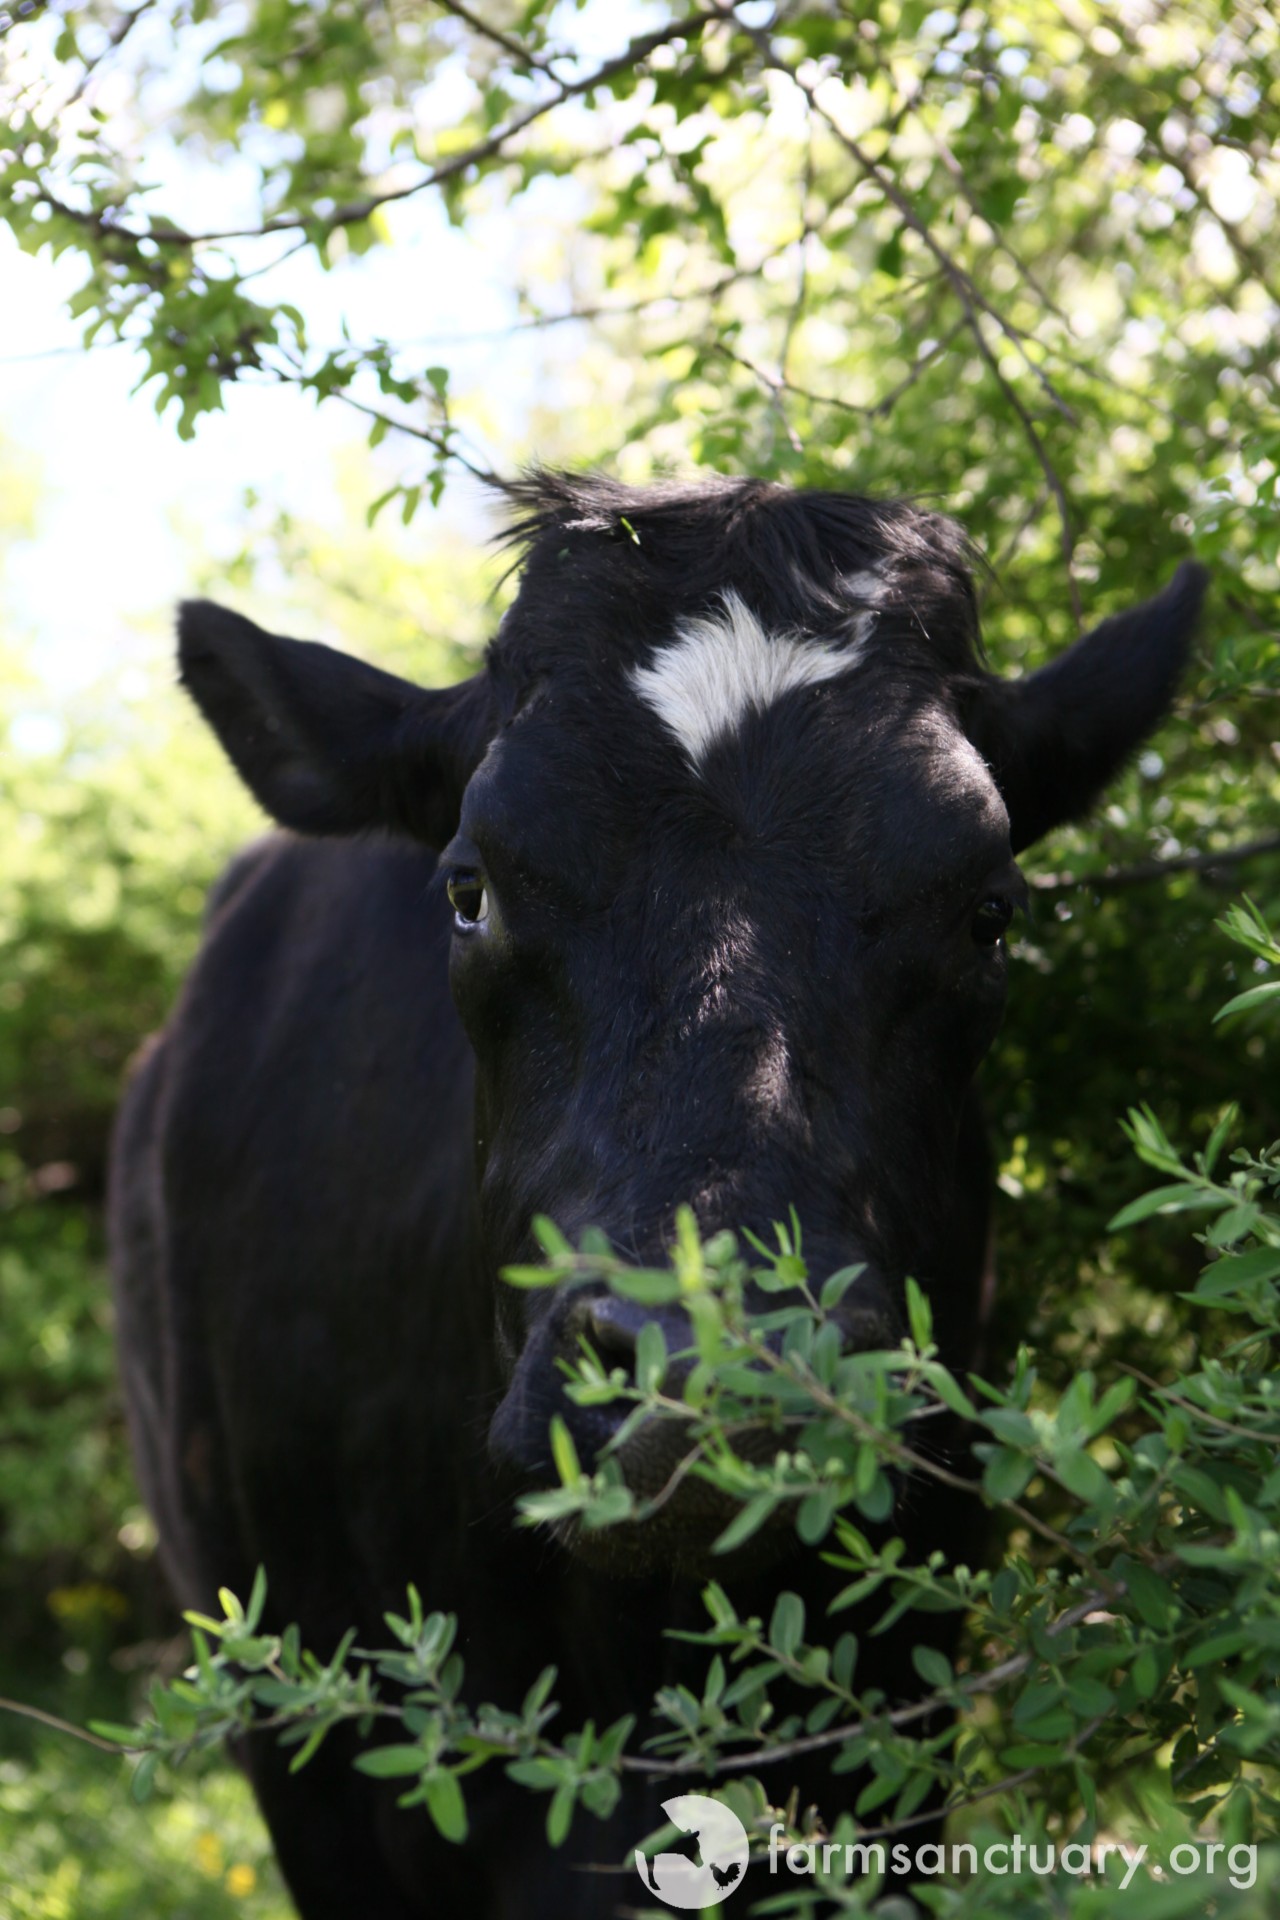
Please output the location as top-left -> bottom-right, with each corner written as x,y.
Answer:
751,1346 -> 1104,1577
712,322 -> 961,430
1028,831 -> 1280,896
778,112 -> 816,387
1117,1364 -> 1277,1444
273,370 -> 505,490
928,127 -> 1071,333
0,1695 -> 129,1754
37,11 -> 723,249
432,0 -> 561,76
725,9 -> 1082,625
622,1591 -> 1112,1777
64,0 -> 158,108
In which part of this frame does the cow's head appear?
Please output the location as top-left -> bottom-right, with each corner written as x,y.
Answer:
179,472 -> 1206,1570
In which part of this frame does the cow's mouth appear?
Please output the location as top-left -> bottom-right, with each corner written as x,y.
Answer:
547,1425 -> 802,1580
489,1281 -> 902,1580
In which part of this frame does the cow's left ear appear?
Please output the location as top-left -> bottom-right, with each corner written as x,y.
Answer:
965,562 -> 1208,853
178,600 -> 494,847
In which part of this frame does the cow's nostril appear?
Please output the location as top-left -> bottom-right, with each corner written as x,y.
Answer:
585,1298 -> 639,1363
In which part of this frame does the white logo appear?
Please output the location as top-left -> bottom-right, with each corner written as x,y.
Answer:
634,1794 -> 750,1908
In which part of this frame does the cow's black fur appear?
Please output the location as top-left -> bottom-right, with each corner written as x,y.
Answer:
109,471 -> 1205,1917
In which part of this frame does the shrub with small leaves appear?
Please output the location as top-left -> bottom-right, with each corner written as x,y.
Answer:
71,901 -> 1280,1914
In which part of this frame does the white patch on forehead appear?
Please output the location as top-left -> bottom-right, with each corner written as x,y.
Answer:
628,586 -> 880,766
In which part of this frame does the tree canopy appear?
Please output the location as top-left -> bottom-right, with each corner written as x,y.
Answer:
3,1 -> 1276,634
1,4 -> 1279,1916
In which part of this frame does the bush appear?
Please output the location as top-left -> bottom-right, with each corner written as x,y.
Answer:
77,903 -> 1280,1914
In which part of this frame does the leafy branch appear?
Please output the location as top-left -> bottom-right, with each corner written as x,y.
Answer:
19,902 -> 1274,1904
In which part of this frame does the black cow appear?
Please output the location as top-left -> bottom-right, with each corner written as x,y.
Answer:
108,471 -> 1205,1918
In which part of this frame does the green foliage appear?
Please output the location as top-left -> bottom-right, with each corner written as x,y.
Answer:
0,1200 -> 131,1576
2,1 -> 1275,643
1,3 -> 1278,1908
0,497 -> 492,1910
72,904 -> 1280,1913
0,480 -> 486,1605
0,1713 -> 291,1919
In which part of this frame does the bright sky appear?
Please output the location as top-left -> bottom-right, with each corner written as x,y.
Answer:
0,2 -> 636,701
0,204 -> 531,698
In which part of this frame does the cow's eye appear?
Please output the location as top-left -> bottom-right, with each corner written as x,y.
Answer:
971,896 -> 1014,946
447,869 -> 489,929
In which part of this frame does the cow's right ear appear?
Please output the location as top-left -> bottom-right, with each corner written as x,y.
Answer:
178,600 -> 493,847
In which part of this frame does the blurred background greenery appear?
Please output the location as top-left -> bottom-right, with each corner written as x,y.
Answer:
1,446 -> 1275,1918
0,442 -> 506,1916
1,0 -> 1278,1910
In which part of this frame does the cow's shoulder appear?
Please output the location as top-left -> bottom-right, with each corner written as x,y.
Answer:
184,830 -> 446,1015
200,832 -> 280,929
161,831 -> 463,1183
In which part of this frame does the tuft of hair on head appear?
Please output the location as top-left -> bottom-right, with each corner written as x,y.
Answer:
493,465 -> 984,667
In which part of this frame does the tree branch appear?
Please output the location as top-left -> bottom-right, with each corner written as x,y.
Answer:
621,1587 -> 1111,1777
0,1694 -> 129,1754
431,0 -> 562,77
39,9 -> 723,249
65,0 -> 158,107
715,315 -> 967,431
1028,831 -> 1280,896
725,6 -> 1083,625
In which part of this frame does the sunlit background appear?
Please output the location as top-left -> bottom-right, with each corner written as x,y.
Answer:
1,3 -> 1277,1915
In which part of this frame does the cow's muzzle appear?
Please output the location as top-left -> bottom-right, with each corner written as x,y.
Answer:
488,1261 -> 902,1578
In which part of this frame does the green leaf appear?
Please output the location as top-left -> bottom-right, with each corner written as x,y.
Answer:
636,1319 -> 666,1392
354,1745 -> 427,1778
919,1361 -> 977,1420
830,1632 -> 859,1691
531,1217 -> 572,1258
1067,1675 -> 1115,1717
1186,1630 -> 1254,1668
522,1665 -> 558,1721
608,1268 -> 682,1306
712,1492 -> 779,1555
1201,1102 -> 1239,1173
1108,1185 -> 1221,1230
769,1591 -> 805,1660
820,1263 -> 865,1308
549,1416 -> 582,1489
1214,980 -> 1280,1022
876,230 -> 904,277
506,1758 -> 562,1790
796,1487 -> 839,1544
1087,1376 -> 1135,1436
1055,1448 -> 1113,1506
904,1276 -> 932,1348
981,1407 -> 1037,1447
581,1484 -> 634,1528
546,1781 -> 576,1847
1115,1559 -> 1178,1631
1205,1202 -> 1261,1246
1131,1646 -> 1160,1699
982,1447 -> 1033,1503
1190,1243 -> 1280,1298
246,1564 -> 268,1629
855,1764 -> 904,1816
287,1723 -> 330,1773
851,1468 -> 894,1524
423,1770 -> 468,1843
500,1263 -> 563,1290
912,1645 -> 952,1689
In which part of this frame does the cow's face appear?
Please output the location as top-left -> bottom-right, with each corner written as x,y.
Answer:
444,603 -> 1021,1472
178,473 -> 1206,1572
